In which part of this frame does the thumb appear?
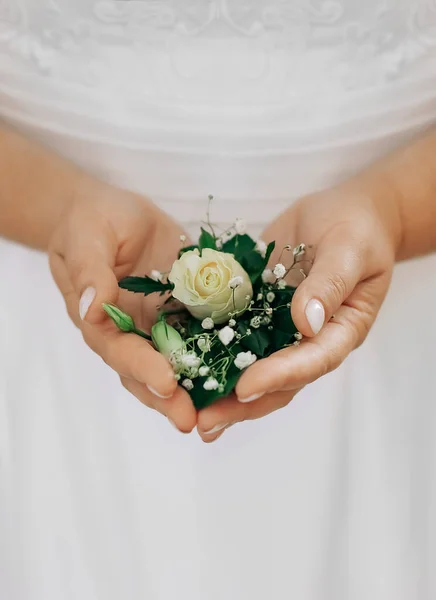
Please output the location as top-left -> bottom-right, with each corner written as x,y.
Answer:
291,227 -> 364,337
66,229 -> 120,325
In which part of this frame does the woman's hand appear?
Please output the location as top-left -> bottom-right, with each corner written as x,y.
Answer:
49,177 -> 197,433
196,180 -> 402,442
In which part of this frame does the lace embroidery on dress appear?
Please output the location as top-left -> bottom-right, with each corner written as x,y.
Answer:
1,0 -> 436,100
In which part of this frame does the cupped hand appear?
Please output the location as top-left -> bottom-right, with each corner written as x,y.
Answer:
197,183 -> 401,442
49,176 -> 196,432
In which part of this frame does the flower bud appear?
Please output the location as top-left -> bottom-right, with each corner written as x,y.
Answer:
151,320 -> 185,359
103,303 -> 135,332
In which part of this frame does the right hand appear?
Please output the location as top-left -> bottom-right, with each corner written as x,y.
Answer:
49,176 -> 197,433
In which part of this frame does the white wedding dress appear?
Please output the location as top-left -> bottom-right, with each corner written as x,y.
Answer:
1,2 -> 436,599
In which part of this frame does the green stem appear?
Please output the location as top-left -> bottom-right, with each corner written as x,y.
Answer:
133,327 -> 152,341
158,309 -> 186,320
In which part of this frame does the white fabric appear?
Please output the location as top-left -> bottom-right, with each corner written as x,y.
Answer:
1,1 -> 436,599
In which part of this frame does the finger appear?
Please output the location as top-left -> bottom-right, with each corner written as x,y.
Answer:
55,221 -> 120,325
120,377 -> 197,433
197,389 -> 300,442
49,252 -> 81,327
84,324 -> 178,398
200,428 -> 227,444
236,273 -> 389,399
290,224 -> 367,337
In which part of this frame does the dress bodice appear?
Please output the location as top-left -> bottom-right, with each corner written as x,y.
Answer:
1,1 -> 436,227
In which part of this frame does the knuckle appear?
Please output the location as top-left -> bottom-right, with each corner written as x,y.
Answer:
325,272 -> 348,305
313,344 -> 342,378
349,314 -> 372,349
69,260 -> 87,290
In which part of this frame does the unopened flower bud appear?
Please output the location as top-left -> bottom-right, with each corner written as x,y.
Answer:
103,303 -> 135,333
151,320 -> 185,359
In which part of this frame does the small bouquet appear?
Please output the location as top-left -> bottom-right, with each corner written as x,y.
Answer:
104,198 -> 311,409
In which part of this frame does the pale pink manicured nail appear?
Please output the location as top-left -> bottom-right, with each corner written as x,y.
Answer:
238,392 -> 264,404
202,423 -> 228,435
305,299 -> 325,335
147,385 -> 172,399
79,287 -> 96,320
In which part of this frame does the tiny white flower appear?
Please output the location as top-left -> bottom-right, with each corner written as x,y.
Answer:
273,263 -> 286,279
179,234 -> 187,242
169,350 -> 183,370
203,377 -> 219,391
174,374 -> 181,381
235,218 -> 247,235
182,353 -> 201,369
188,368 -> 199,379
202,317 -> 215,330
218,326 -> 235,346
182,378 -> 194,391
266,292 -> 275,303
250,316 -> 262,329
265,307 -> 273,315
246,328 -> 252,335
197,337 -> 211,352
295,332 -> 303,341
151,269 -> 163,282
216,238 -> 223,249
293,340 -> 301,347
293,243 -> 306,257
262,269 -> 275,284
199,365 -> 210,377
229,276 -> 243,289
228,318 -> 236,327
255,239 -> 267,258
277,279 -> 287,289
257,293 -> 263,301
234,351 -> 257,370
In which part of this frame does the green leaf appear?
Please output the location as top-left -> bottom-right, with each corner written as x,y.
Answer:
178,244 -> 199,258
189,364 -> 242,410
240,252 -> 264,282
239,323 -> 269,357
187,317 -> 205,337
222,234 -> 256,260
198,228 -> 217,251
238,240 -> 277,285
264,241 -> 276,266
270,328 -> 294,353
118,276 -> 173,296
273,304 -> 297,336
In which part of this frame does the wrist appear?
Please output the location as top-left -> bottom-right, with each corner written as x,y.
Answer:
344,167 -> 404,261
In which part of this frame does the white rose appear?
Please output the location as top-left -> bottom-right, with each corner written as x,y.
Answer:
168,248 -> 253,325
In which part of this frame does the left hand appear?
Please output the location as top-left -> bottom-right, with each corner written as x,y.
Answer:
196,181 -> 401,442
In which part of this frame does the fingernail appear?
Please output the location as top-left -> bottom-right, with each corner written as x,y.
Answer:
79,287 -> 96,320
202,423 -> 228,435
305,299 -> 325,335
147,385 -> 173,399
238,392 -> 264,404
205,430 -> 226,443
